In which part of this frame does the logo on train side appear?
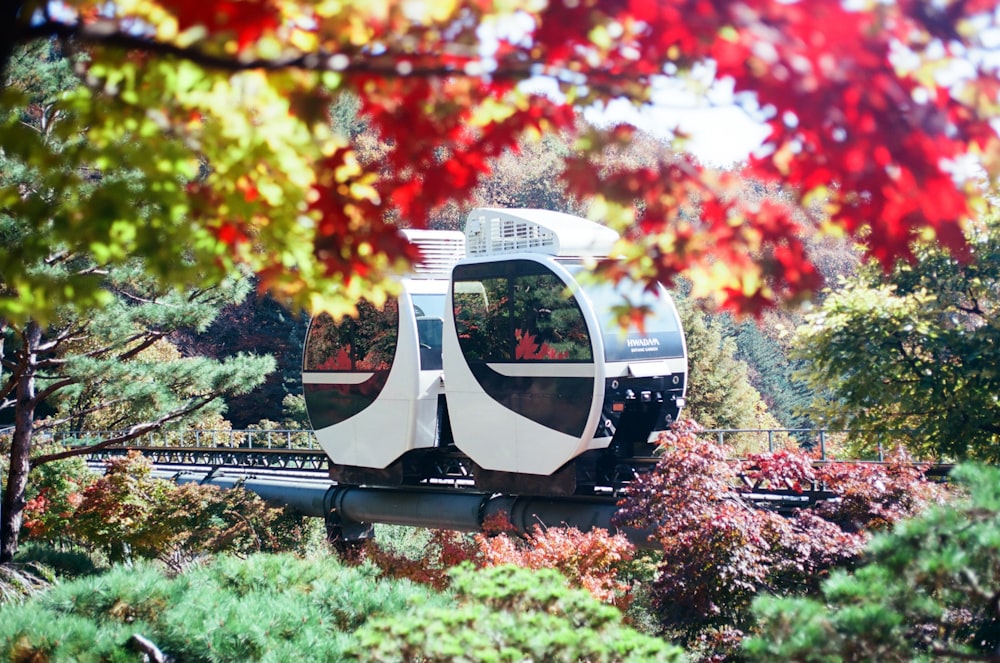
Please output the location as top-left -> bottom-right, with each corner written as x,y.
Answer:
626,337 -> 660,352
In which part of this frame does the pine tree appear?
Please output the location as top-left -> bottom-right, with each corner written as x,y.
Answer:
0,44 -> 274,563
732,318 -> 815,430
678,298 -> 781,434
172,291 -> 309,428
0,265 -> 276,562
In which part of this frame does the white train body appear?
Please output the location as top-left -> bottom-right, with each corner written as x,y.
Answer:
302,209 -> 687,492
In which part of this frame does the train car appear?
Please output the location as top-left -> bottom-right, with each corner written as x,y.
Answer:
302,209 -> 687,496
301,229 -> 462,482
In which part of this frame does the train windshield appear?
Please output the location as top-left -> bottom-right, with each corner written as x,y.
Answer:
575,273 -> 685,362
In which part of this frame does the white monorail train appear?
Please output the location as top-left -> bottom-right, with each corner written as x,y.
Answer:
302,208 -> 688,496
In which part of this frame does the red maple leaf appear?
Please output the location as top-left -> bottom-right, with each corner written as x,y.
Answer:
171,0 -> 279,50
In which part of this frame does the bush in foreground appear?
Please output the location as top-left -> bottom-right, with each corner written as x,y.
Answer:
347,563 -> 684,662
0,553 -> 446,661
0,553 -> 678,661
746,463 -> 1000,661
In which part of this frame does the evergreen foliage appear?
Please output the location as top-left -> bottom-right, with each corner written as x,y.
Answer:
0,562 -> 51,606
731,318 -> 815,431
0,554 -> 677,662
0,553 -> 453,661
172,292 -> 309,428
1,43 -> 278,563
13,544 -> 100,579
346,563 -> 684,662
746,463 -> 1000,661
677,299 -> 782,450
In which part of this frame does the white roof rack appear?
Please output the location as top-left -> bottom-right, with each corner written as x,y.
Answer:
401,229 -> 466,278
464,208 -> 619,258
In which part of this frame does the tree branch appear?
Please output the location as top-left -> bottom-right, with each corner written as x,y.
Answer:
14,19 -> 662,104
31,393 -> 134,430
114,331 -> 168,363
31,393 -> 219,466
0,373 -> 16,403
45,329 -> 173,366
126,633 -> 168,663
33,376 -> 80,403
19,20 -> 527,78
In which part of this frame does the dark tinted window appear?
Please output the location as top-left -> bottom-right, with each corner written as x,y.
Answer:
453,260 -> 591,363
303,298 -> 399,371
512,272 -> 591,361
453,276 -> 511,362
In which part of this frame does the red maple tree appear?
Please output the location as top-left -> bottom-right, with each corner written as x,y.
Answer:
4,0 -> 996,315
616,420 -> 948,639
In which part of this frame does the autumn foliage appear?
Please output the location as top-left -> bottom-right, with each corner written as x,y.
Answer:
358,515 -> 635,607
616,420 -> 947,636
476,524 -> 636,607
4,1 -> 998,320
24,451 -> 309,568
358,423 -> 949,630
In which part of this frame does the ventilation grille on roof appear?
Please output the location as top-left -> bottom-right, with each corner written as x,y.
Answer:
401,229 -> 466,278
464,208 -> 619,258
466,216 -> 556,256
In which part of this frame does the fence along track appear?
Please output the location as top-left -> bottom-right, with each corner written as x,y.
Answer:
64,428 -> 953,513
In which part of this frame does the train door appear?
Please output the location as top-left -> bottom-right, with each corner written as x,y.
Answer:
303,279 -> 452,470
443,257 -> 605,475
302,296 -> 412,469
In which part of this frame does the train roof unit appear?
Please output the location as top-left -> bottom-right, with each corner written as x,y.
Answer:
464,208 -> 619,259
400,228 -> 465,277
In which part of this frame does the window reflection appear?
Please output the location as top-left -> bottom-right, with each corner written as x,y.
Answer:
512,273 -> 591,361
453,262 -> 592,363
304,298 -> 399,371
453,277 -> 511,362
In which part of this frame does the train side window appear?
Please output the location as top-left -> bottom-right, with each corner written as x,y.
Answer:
303,298 -> 399,371
453,277 -> 511,362
512,272 -> 592,362
412,294 -> 446,370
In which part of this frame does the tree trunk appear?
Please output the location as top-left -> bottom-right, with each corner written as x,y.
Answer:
0,321 -> 39,564
0,1 -> 26,90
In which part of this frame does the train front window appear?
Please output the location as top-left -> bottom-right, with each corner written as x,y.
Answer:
577,275 -> 685,362
453,261 -> 593,363
453,276 -> 511,362
511,272 -> 592,361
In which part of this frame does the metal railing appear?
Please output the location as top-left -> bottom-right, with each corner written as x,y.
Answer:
19,426 -> 922,462
694,427 -> 921,462
47,428 -> 321,451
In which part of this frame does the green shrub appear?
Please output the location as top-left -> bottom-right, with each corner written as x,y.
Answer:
15,543 -> 102,578
0,562 -> 52,605
0,553 -> 454,662
746,463 -> 1000,661
347,563 -> 684,662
